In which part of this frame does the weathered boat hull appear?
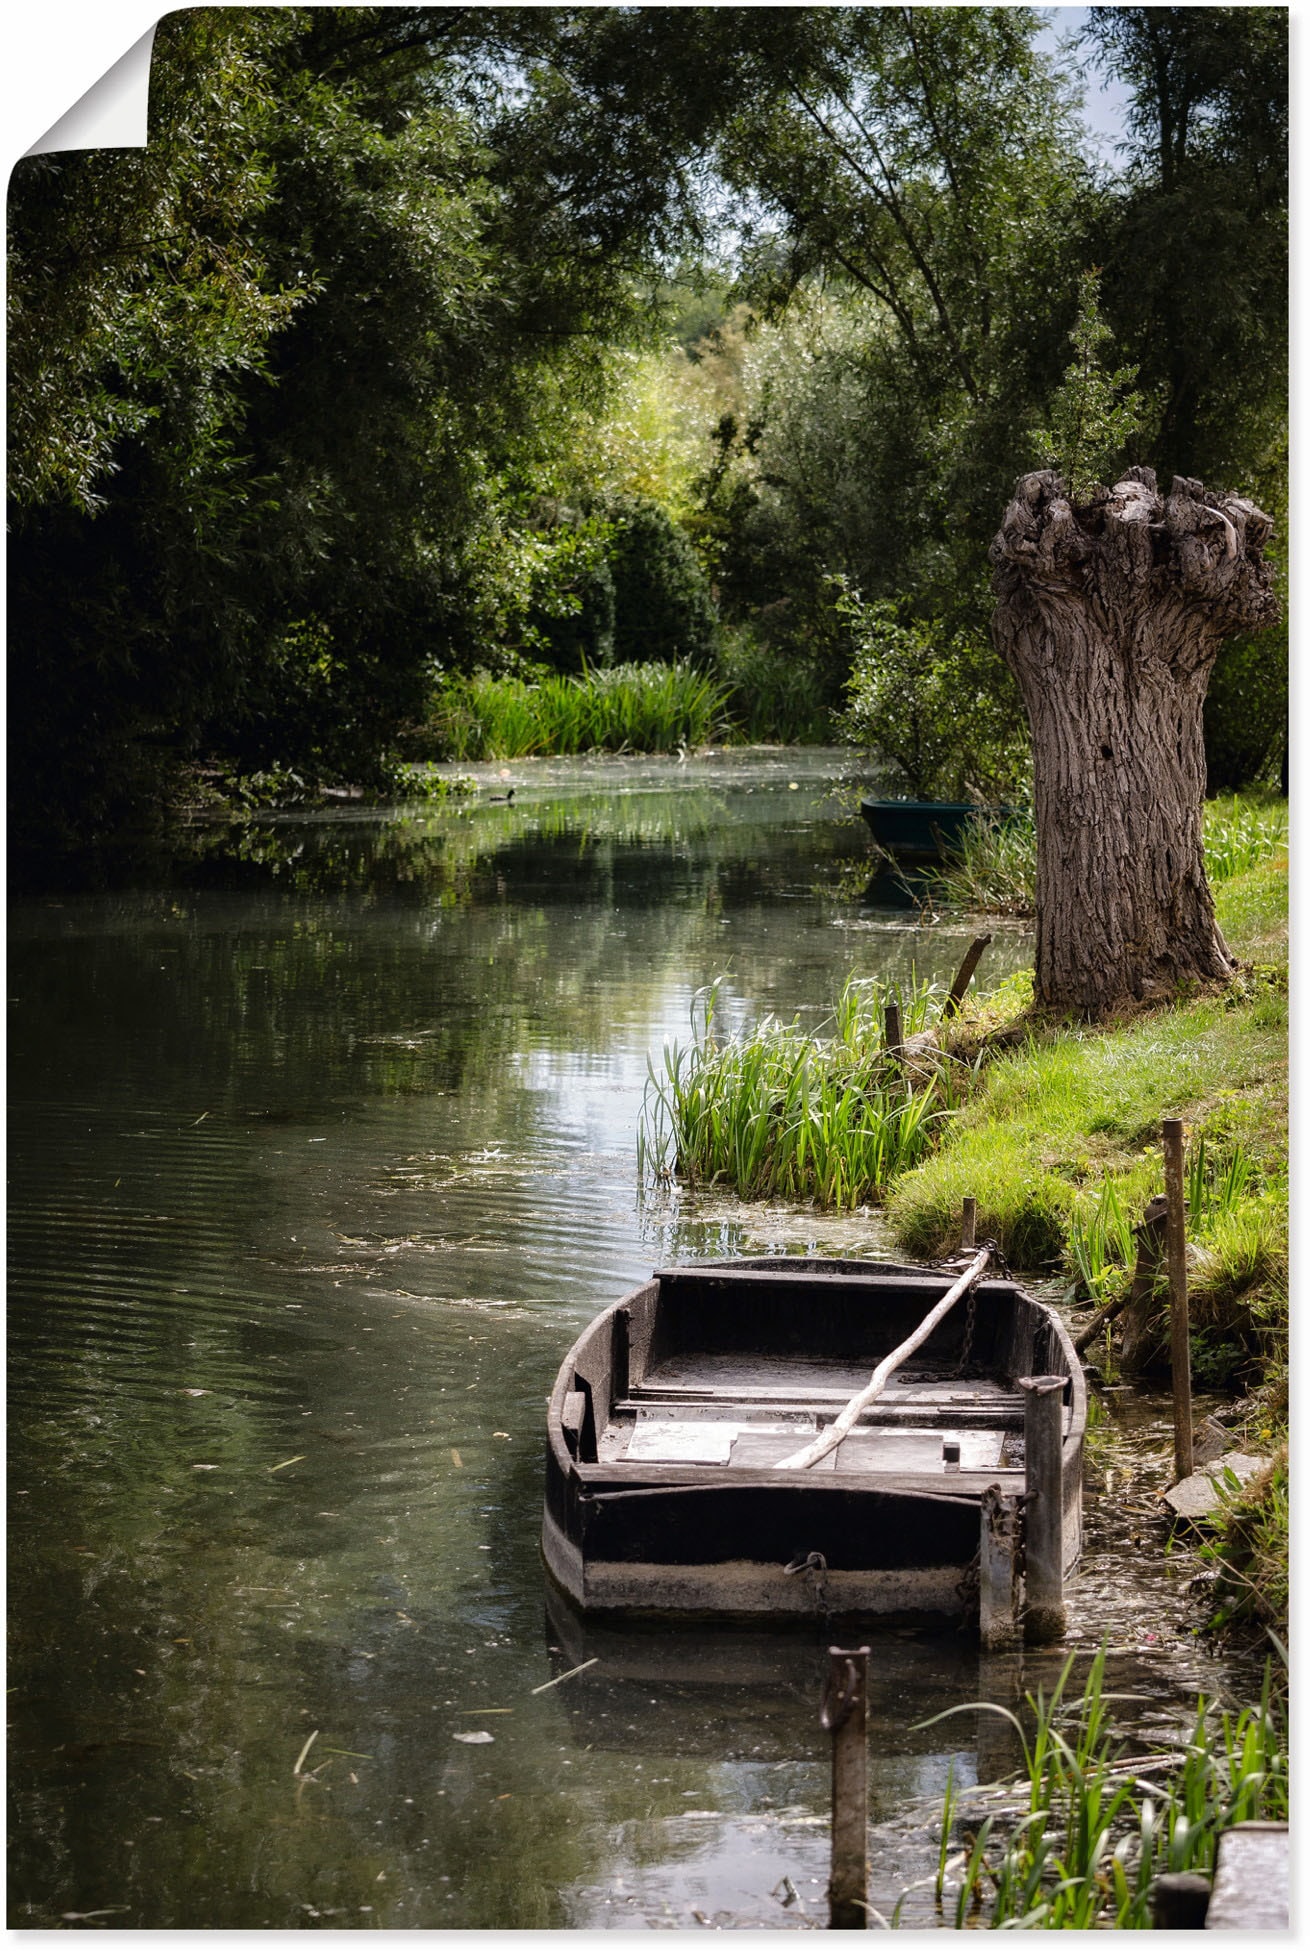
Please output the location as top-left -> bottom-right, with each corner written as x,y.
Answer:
542,1257 -> 1084,1626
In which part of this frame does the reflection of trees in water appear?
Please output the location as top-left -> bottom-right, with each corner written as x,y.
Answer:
177,782 -> 862,902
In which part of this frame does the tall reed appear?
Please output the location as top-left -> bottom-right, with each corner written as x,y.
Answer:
425,661 -> 734,760
915,1645 -> 1287,1929
639,974 -> 970,1208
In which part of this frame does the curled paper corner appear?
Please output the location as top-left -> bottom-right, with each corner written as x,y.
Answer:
25,24 -> 158,157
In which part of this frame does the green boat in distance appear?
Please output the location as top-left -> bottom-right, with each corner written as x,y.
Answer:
860,798 -> 1012,861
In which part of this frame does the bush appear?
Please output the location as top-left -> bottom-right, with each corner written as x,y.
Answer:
607,495 -> 720,666
836,589 -> 1029,801
1205,628 -> 1287,792
714,626 -> 834,743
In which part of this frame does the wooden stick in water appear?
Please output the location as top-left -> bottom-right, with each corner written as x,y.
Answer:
774,1247 -> 992,1471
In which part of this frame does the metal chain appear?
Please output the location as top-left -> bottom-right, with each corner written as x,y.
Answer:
784,1550 -> 830,1624
956,1284 -> 978,1376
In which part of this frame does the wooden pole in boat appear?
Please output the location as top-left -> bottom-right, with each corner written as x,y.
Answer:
774,1249 -> 992,1471
821,1645 -> 870,1929
1162,1117 -> 1194,1482
1017,1375 -> 1067,1643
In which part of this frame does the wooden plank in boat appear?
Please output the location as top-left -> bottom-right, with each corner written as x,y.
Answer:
654,1264 -> 988,1292
720,1427 -> 1005,1472
634,1352 -> 1019,1396
625,1421 -> 742,1463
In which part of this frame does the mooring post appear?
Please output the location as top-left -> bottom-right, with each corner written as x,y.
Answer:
821,1645 -> 870,1929
961,1195 -> 977,1251
1118,1195 -> 1169,1370
978,1484 -> 1021,1649
1017,1375 -> 1067,1643
1162,1117 -> 1194,1482
883,1001 -> 903,1059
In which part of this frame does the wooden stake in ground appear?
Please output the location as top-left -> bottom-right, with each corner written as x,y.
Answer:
1162,1117 -> 1193,1481
961,1195 -> 977,1250
821,1646 -> 869,1930
1074,1194 -> 1168,1358
774,1248 -> 992,1470
944,936 -> 992,1019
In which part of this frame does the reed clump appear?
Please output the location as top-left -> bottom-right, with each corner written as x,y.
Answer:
421,661 -> 734,759
639,975 -> 975,1208
905,1646 -> 1287,1929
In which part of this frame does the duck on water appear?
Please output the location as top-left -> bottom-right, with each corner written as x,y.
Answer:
542,1253 -> 1085,1638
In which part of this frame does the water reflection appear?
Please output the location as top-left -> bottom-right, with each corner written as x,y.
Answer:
7,752 -> 1241,1930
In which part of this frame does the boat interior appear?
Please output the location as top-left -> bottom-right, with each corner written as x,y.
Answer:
557,1260 -> 1076,1481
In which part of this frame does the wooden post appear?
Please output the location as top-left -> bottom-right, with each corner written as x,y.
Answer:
1120,1196 -> 1169,1371
978,1485 -> 1020,1650
1017,1375 -> 1067,1643
944,934 -> 993,1018
961,1195 -> 977,1250
821,1646 -> 869,1929
883,1001 -> 903,1058
1150,1872 -> 1211,1929
1162,1118 -> 1193,1481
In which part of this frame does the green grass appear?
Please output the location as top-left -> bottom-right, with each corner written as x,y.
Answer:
420,660 -> 735,759
923,792 -> 1286,918
884,966 -> 1287,1371
1198,1447 -> 1289,1632
906,1646 -> 1287,1928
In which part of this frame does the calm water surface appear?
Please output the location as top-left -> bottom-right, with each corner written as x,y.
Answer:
8,752 -> 1248,1929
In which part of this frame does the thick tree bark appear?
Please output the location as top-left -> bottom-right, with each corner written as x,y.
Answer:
991,467 -> 1278,1017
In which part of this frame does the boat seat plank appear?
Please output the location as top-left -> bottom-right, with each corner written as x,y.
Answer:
602,1421 -> 1008,1474
638,1352 -> 1015,1397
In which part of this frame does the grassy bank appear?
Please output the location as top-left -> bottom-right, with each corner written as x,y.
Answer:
906,1647 -> 1286,1929
884,856 -> 1287,1381
643,823 -> 1287,1631
922,793 -> 1287,917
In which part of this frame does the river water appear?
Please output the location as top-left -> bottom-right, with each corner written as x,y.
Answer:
8,751 -> 1253,1930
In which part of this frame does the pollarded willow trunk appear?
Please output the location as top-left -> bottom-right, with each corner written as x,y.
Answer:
991,467 -> 1278,1017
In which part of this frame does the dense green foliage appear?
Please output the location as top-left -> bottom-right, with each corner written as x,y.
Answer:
837,594 -> 1029,802
8,5 -> 1286,857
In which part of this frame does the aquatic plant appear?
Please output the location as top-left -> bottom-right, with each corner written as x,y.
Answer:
910,1645 -> 1287,1928
713,626 -> 835,744
422,660 -> 734,760
638,974 -> 968,1208
921,809 -> 1037,917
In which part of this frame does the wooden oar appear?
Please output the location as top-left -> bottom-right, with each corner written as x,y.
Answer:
773,1247 -> 993,1471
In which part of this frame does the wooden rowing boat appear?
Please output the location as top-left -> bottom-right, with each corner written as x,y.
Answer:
542,1256 -> 1085,1627
860,798 -> 1015,861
